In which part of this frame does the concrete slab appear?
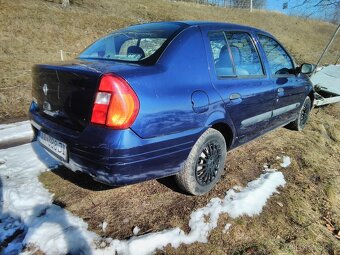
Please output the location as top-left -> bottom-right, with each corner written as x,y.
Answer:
311,65 -> 340,95
0,121 -> 33,149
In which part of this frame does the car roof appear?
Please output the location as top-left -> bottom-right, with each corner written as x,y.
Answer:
149,21 -> 271,36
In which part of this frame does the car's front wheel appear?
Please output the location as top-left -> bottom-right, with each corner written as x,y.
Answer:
287,96 -> 312,131
175,128 -> 227,195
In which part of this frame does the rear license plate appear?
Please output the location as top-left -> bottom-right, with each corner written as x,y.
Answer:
37,131 -> 68,161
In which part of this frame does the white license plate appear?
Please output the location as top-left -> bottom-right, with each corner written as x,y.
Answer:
38,131 -> 68,161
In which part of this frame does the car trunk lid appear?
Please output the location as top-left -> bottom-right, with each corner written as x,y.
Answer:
32,61 -> 103,132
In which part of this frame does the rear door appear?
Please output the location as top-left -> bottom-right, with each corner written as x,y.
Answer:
256,34 -> 306,126
204,29 -> 276,145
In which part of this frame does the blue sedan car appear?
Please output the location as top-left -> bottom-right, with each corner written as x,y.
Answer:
29,21 -> 314,195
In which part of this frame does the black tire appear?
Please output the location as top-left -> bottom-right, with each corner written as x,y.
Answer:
287,96 -> 312,131
175,128 -> 227,195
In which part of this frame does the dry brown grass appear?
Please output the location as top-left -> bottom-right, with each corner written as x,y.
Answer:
0,0 -> 340,121
1,1 -> 340,253
40,103 -> 340,254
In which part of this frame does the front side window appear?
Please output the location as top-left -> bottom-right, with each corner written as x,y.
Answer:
258,34 -> 294,75
79,23 -> 186,64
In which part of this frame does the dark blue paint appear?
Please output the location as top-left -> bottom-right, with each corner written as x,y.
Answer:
29,21 -> 314,186
191,91 -> 210,113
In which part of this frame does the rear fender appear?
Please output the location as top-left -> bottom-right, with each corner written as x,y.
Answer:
204,110 -> 237,147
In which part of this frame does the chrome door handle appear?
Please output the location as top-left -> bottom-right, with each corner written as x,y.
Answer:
229,93 -> 241,100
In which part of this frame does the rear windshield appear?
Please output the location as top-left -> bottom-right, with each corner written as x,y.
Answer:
78,23 -> 187,65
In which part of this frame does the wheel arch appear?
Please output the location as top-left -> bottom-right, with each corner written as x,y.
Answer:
210,122 -> 234,149
308,90 -> 315,106
204,111 -> 236,150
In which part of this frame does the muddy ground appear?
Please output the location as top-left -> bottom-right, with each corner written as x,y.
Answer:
39,103 -> 340,255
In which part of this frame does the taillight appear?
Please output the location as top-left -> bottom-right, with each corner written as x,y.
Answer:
91,74 -> 139,129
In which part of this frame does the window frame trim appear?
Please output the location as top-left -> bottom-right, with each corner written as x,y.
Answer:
207,30 -> 237,78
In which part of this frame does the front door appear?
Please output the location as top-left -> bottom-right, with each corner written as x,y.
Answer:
257,34 -> 306,127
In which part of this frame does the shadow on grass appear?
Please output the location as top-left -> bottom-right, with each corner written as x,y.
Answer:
50,166 -> 113,192
52,166 -> 189,195
157,176 -> 189,195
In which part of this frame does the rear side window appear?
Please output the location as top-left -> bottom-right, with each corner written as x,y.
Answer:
208,31 -> 264,77
258,35 -> 294,75
208,31 -> 235,77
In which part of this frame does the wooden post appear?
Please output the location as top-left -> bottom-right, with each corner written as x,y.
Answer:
60,50 -> 64,61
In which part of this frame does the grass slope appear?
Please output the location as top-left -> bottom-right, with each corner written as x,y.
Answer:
0,0 -> 339,121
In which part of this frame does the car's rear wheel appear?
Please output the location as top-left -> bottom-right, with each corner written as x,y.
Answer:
175,128 -> 227,195
287,96 -> 312,131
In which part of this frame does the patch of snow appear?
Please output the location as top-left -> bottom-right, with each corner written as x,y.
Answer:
0,140 -> 287,255
232,185 -> 242,191
0,143 -> 103,255
223,223 -> 232,234
103,171 -> 286,255
99,221 -> 108,232
0,121 -> 33,146
0,143 -> 57,221
23,205 -> 97,255
280,156 -> 291,168
133,226 -> 140,236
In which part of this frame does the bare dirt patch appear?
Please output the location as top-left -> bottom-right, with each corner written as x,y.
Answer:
40,103 -> 340,254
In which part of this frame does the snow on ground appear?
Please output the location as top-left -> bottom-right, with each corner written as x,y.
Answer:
0,139 -> 288,255
280,156 -> 291,168
132,226 -> 140,236
0,121 -> 33,147
223,223 -> 232,234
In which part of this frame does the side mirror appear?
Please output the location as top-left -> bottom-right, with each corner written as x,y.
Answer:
300,63 -> 315,74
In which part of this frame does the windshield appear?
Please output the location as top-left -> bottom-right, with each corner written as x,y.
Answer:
78,23 -> 187,65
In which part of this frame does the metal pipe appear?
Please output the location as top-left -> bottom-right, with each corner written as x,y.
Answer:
335,52 -> 340,65
313,23 -> 340,73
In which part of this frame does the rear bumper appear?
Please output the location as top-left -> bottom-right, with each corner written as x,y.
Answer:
29,107 -> 202,186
